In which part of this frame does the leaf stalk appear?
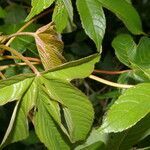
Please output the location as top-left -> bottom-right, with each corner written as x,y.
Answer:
89,75 -> 134,89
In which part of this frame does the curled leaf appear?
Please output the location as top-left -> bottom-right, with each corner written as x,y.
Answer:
35,23 -> 66,70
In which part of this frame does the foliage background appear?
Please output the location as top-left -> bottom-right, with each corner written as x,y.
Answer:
0,0 -> 150,149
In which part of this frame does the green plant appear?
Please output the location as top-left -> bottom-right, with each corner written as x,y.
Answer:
0,0 -> 149,150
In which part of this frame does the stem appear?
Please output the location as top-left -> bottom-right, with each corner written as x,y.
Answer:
93,69 -> 130,75
1,55 -> 41,62
89,75 -> 134,89
0,62 -> 40,71
0,45 -> 40,75
7,32 -> 36,39
0,72 -> 6,79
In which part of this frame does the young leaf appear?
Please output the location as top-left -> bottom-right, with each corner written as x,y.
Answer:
101,83 -> 150,133
97,0 -> 143,34
35,23 -> 66,70
77,0 -> 106,52
26,0 -> 55,21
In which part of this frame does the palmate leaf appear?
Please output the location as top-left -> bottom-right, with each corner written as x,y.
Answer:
0,54 -> 99,149
76,0 -> 106,52
100,83 -> 150,133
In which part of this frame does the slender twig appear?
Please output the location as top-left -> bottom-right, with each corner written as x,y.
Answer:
7,32 -> 36,39
0,45 -> 40,75
0,62 -> 40,71
89,75 -> 134,89
1,55 -> 41,62
93,69 -> 131,75
0,71 -> 6,79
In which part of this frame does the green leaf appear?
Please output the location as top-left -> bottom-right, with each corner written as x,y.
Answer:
4,4 -> 27,24
61,0 -> 73,22
105,114 -> 150,150
43,79 -> 94,142
0,7 -> 7,18
0,74 -> 34,105
52,0 -> 69,33
0,78 -> 38,148
43,54 -> 99,81
26,0 -> 55,21
75,129 -> 106,150
80,142 -> 105,150
0,101 -> 20,148
37,83 -> 61,124
0,23 -> 38,55
10,23 -> 38,55
112,34 -> 136,67
77,0 -> 106,52
133,37 -> 150,69
112,34 -> 150,79
97,0 -> 143,34
34,91 -> 70,150
100,83 -> 150,133
53,0 -> 75,33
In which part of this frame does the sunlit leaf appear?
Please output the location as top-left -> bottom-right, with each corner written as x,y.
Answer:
0,74 -> 34,105
101,83 -> 150,133
77,0 -> 106,52
34,88 -> 70,150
